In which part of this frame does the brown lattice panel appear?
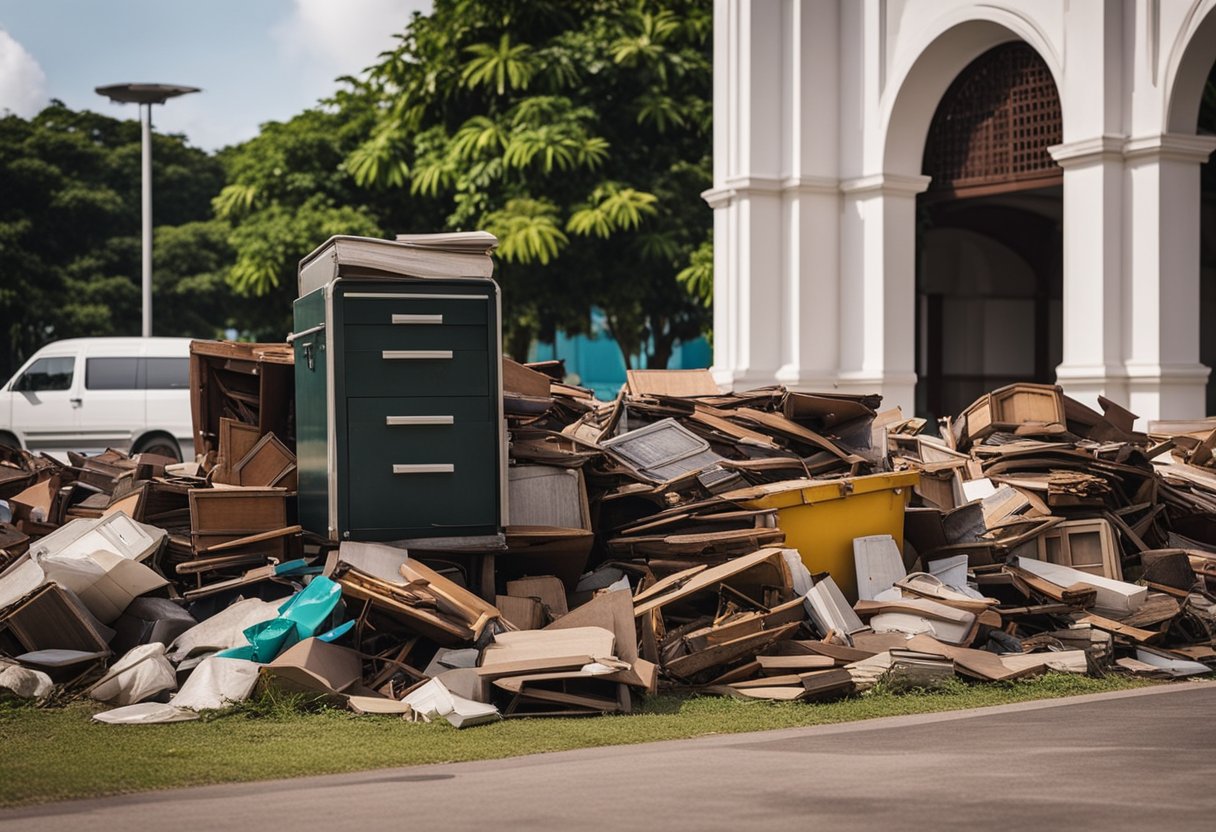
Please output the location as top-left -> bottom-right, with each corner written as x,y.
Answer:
923,43 -> 1062,197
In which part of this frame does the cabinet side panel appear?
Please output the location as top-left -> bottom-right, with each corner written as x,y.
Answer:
293,288 -> 331,538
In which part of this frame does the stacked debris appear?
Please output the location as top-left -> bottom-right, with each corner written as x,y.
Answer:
3,355 -> 1215,722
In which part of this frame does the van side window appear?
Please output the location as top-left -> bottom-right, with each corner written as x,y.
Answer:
14,357 -> 75,392
144,358 -> 189,389
86,357 -> 139,390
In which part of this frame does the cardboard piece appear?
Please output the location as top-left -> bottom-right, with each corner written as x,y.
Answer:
625,369 -> 720,398
496,595 -> 544,630
633,548 -> 791,617
40,549 -> 168,624
503,358 -> 552,398
262,638 -> 363,698
348,695 -> 413,716
482,627 -> 616,667
505,575 -> 568,619
545,589 -> 639,665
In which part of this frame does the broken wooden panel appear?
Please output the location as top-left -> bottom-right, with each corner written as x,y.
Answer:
1036,519 -> 1122,580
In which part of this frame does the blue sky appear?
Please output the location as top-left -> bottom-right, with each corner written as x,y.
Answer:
0,0 -> 431,150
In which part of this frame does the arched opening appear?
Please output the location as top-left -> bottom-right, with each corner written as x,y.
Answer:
1200,60 -> 1216,414
915,42 -> 1063,419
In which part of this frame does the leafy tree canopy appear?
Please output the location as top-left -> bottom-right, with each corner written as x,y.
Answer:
339,0 -> 713,366
0,102 -> 227,378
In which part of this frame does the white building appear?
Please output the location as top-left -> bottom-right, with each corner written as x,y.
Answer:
705,0 -> 1216,422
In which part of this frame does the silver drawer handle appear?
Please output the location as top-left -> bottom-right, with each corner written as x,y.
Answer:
382,350 -> 453,360
386,416 -> 454,426
286,323 -> 325,343
392,314 -> 443,325
392,464 -> 455,474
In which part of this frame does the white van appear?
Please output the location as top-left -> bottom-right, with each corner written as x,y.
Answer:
0,337 -> 193,461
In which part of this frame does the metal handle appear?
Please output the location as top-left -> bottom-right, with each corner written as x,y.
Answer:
70,397 -> 82,407
386,416 -> 454,426
382,350 -> 453,360
392,464 -> 455,474
392,314 -> 443,325
287,323 -> 325,343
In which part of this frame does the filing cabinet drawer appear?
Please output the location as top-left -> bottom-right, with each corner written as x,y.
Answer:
342,294 -> 489,326
343,349 -> 490,397
346,401 -> 498,533
346,397 -> 497,448
343,324 -> 488,352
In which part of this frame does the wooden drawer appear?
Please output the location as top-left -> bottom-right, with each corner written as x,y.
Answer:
343,349 -> 490,397
344,324 -> 488,352
342,293 -> 489,326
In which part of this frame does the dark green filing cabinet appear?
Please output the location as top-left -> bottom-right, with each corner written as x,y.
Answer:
292,237 -> 505,543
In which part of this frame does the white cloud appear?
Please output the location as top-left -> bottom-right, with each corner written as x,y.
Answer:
273,0 -> 430,80
0,29 -> 48,117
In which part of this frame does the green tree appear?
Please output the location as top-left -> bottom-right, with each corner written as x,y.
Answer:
213,108 -> 386,340
345,0 -> 713,366
0,102 -> 228,378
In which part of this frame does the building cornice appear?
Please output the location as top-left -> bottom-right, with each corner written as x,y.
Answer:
1047,136 -> 1124,168
1050,133 -> 1216,169
1122,133 -> 1216,164
701,174 -> 843,208
839,173 -> 932,197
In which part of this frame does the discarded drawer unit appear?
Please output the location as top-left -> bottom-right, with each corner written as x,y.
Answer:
292,234 -> 506,542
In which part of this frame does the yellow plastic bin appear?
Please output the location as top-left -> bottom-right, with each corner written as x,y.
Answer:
731,471 -> 920,602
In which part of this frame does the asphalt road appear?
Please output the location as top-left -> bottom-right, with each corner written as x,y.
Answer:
3,683 -> 1214,832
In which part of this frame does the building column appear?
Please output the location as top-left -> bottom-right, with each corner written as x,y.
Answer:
703,180 -> 785,389
837,174 -> 930,416
1048,137 -> 1129,410
1121,134 -> 1216,420
704,0 -> 786,391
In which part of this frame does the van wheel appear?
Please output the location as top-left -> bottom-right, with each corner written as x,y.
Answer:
134,434 -> 182,463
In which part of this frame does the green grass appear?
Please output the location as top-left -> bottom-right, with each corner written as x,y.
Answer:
0,673 -> 1155,808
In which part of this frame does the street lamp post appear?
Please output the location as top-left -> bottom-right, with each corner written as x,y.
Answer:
95,83 -> 200,338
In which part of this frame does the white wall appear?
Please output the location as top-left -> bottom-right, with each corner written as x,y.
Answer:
708,0 -> 1216,420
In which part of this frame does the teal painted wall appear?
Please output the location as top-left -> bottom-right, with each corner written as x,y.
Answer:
528,309 -> 710,400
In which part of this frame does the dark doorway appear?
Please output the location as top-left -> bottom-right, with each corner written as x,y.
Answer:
916,43 -> 1064,420
1199,60 -> 1216,416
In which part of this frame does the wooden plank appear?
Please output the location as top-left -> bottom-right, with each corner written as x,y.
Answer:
1076,613 -> 1162,644
755,655 -> 835,674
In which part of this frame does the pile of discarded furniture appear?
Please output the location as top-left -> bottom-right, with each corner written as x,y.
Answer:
2,364 -> 1214,725
1,234 -> 1212,725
